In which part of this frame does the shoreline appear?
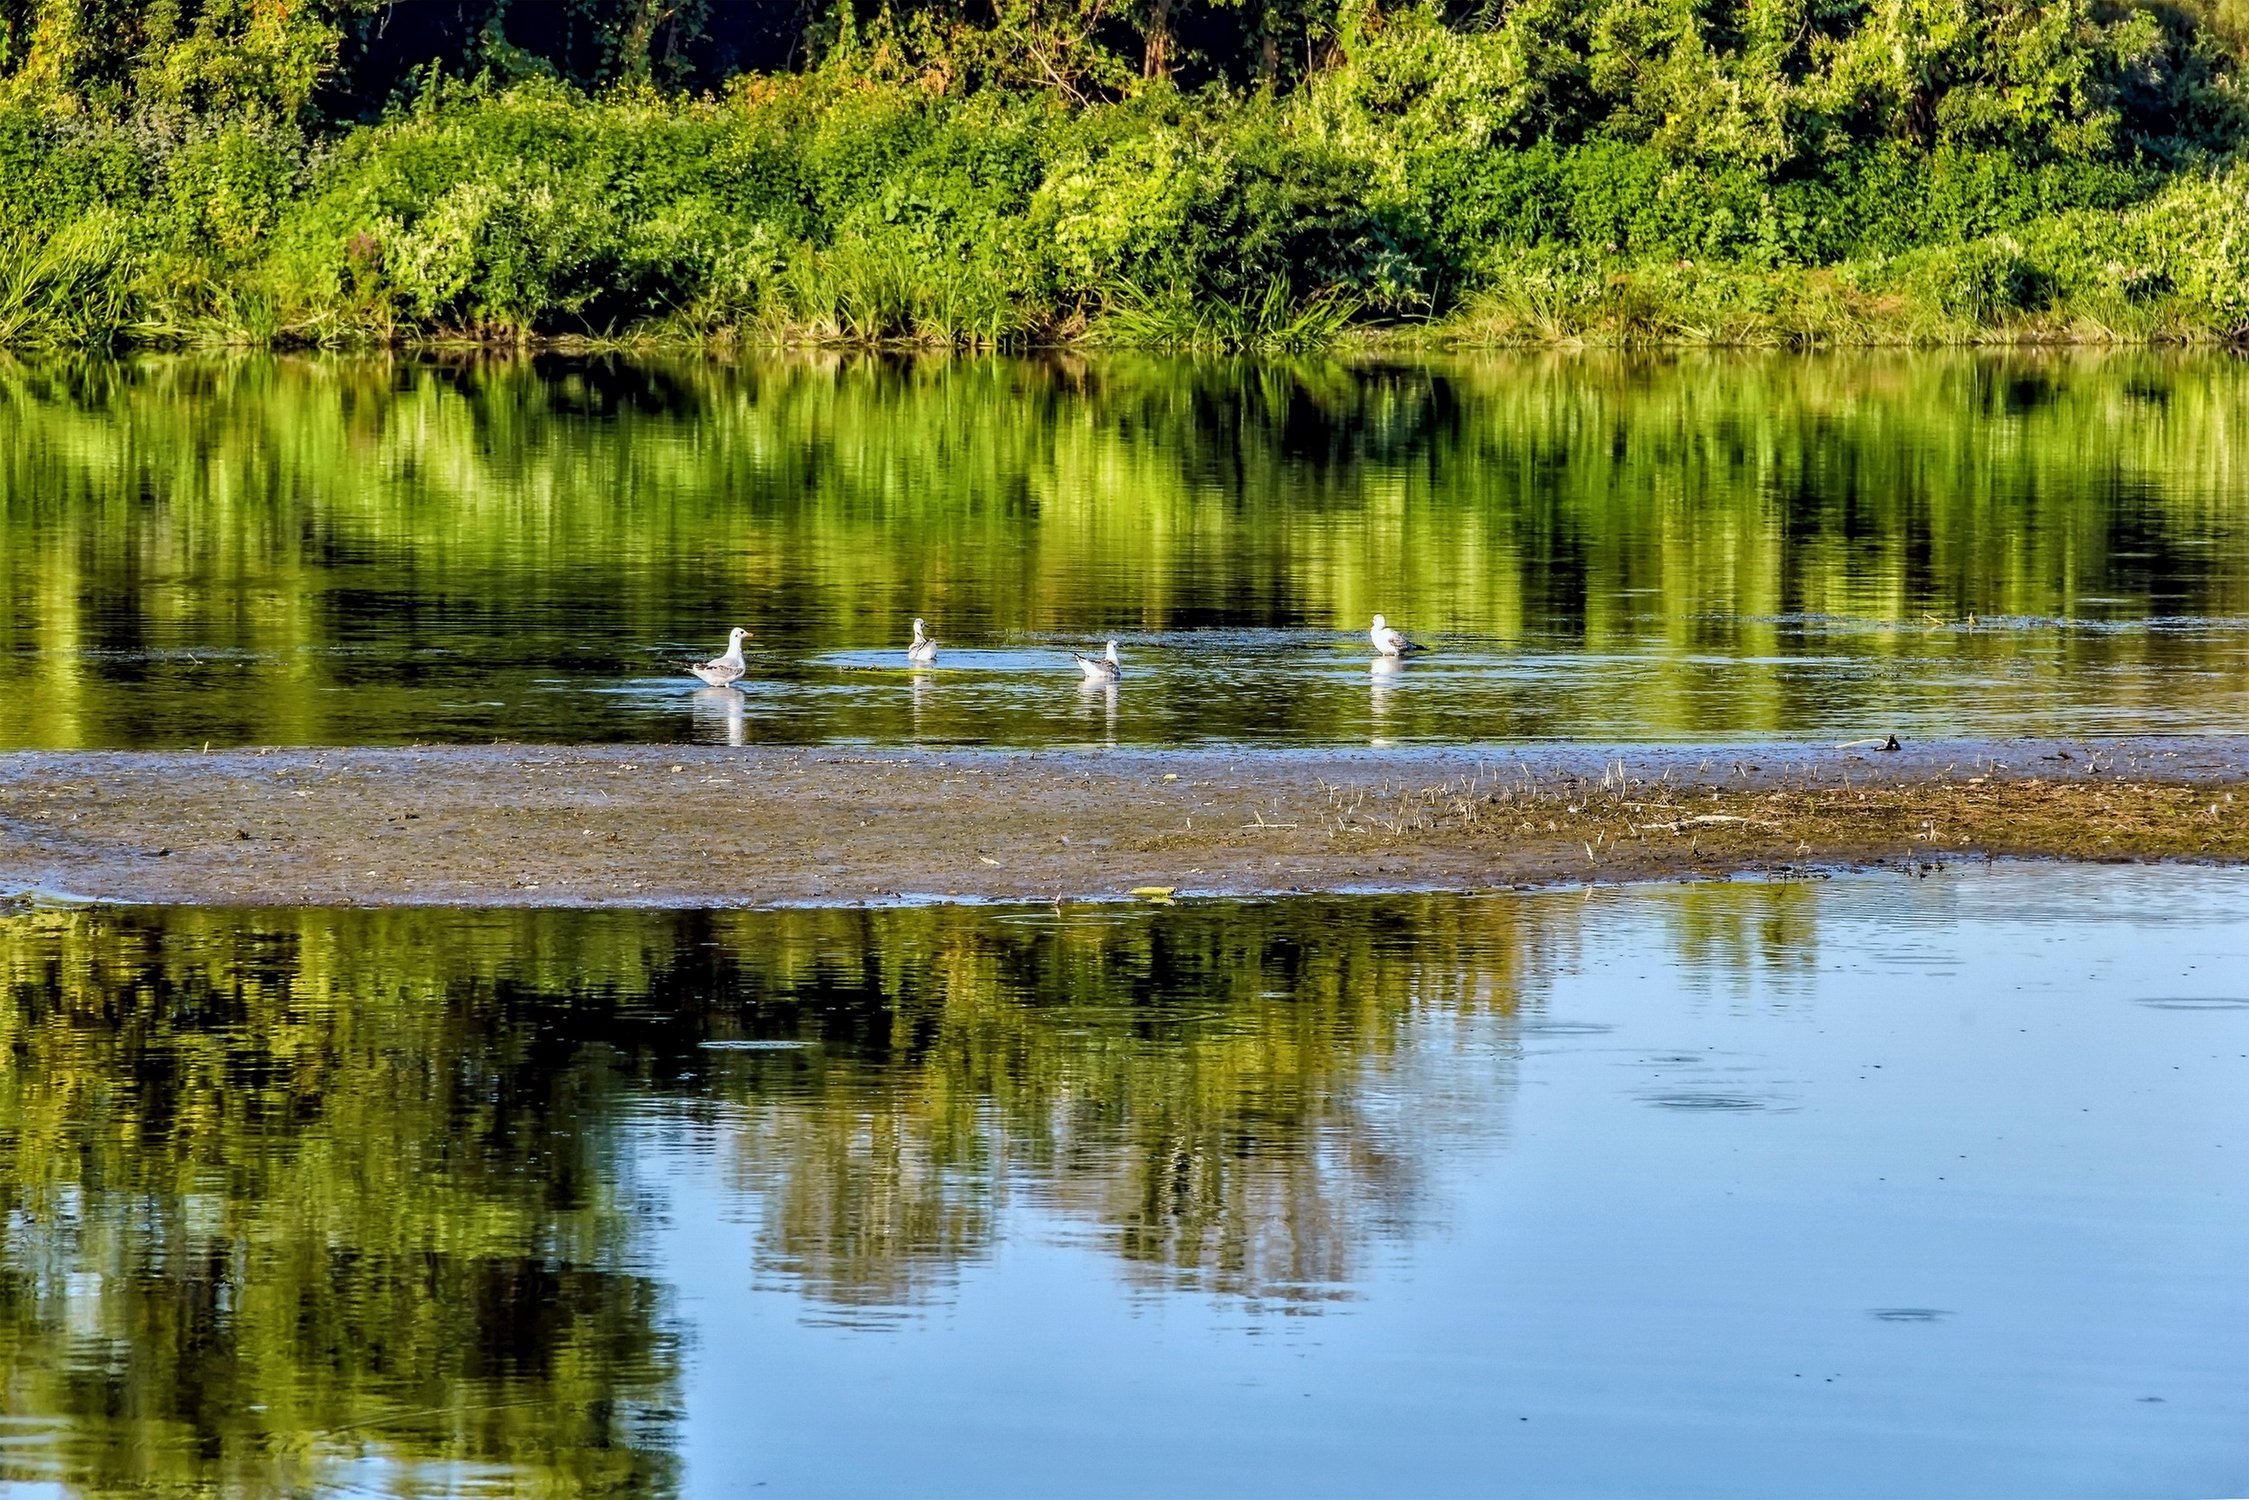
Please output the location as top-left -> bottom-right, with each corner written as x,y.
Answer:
4,738 -> 2246,909
26,325 -> 2248,358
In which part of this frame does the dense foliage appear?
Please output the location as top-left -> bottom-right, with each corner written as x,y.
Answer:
1,0 -> 2247,344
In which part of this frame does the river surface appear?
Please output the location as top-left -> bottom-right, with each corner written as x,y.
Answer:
1,864 -> 2244,1497
4,350 -> 2247,750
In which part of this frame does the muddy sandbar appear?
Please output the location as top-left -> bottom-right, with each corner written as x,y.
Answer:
3,738 -> 2246,907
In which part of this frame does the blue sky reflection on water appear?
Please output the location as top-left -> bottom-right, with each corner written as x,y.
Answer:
649,865 -> 2249,1499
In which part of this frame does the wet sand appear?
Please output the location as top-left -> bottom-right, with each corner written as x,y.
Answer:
3,738 -> 2247,907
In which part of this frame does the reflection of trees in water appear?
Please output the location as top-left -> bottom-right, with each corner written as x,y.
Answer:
4,349 -> 2246,747
651,886 -> 1834,1308
1649,880 -> 1824,1002
680,900 -> 1547,1311
0,907 -> 684,1496
0,880 -> 1883,1486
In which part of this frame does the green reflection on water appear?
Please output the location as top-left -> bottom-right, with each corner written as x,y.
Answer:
2,350 -> 2246,749
0,906 -> 685,1496
0,888 -> 1823,1493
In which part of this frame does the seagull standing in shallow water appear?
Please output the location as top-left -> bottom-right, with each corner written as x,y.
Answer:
908,617 -> 939,665
1369,614 -> 1425,658
1073,641 -> 1122,682
687,627 -> 750,687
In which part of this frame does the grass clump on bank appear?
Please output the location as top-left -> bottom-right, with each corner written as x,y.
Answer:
1,0 -> 2247,350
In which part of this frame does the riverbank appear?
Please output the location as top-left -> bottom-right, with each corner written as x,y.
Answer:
4,739 -> 2245,907
133,306 -> 2249,356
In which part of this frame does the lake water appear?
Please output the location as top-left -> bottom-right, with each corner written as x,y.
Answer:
2,864 -> 2244,1497
4,350 -> 2247,750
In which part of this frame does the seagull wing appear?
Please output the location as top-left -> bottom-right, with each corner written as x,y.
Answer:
691,657 -> 745,686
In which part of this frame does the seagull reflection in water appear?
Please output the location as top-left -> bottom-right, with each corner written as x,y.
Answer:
689,685 -> 747,746
1076,676 -> 1118,745
1370,655 -> 1409,747
909,669 -> 935,737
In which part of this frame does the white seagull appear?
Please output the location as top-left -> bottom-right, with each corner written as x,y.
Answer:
687,627 -> 750,687
1369,614 -> 1426,657
908,617 -> 939,665
1073,640 -> 1122,681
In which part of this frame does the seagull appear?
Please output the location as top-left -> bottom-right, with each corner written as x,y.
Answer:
1369,614 -> 1426,657
1073,640 -> 1122,681
687,627 -> 750,687
908,617 -> 939,665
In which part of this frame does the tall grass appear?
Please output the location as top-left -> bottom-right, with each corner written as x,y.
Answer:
1092,277 -> 1362,351
767,240 -> 1035,346
0,213 -> 134,348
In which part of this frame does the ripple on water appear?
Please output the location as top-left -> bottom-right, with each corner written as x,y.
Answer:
1869,1308 -> 1956,1323
697,1039 -> 818,1051
2132,997 -> 2249,1011
1638,1092 -> 1784,1112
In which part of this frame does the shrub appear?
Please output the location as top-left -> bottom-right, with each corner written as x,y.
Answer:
1911,237 -> 2047,322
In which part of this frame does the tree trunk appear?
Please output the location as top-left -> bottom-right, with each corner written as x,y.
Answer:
1143,0 -> 1172,79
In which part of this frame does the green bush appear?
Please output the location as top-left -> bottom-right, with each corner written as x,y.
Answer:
0,0 -> 2246,349
161,122 -> 305,256
0,110 -> 152,235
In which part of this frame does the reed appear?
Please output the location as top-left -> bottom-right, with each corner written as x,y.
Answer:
0,212 -> 135,348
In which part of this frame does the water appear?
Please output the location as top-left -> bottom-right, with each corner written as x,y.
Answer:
4,350 -> 2247,751
4,349 -> 2244,1494
2,864 -> 2244,1496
